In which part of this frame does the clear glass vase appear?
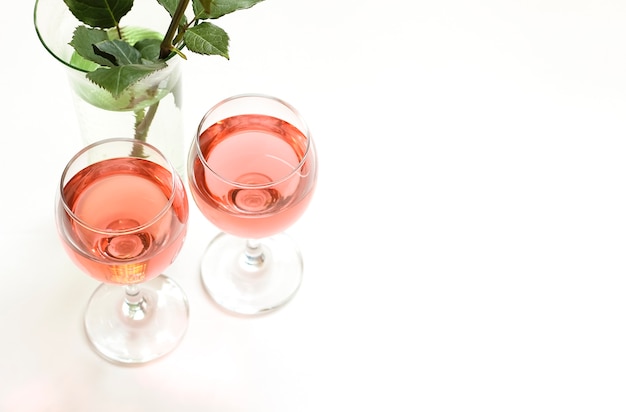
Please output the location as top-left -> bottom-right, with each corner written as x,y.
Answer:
34,0 -> 185,173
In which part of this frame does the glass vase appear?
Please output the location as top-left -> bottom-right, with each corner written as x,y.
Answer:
34,0 -> 185,173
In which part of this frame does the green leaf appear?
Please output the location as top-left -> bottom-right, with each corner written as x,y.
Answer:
195,0 -> 265,19
191,0 -> 208,19
134,38 -> 163,61
86,63 -> 166,97
156,0 -> 188,23
63,0 -> 134,29
155,0 -> 179,16
69,26 -> 115,67
184,22 -> 229,58
94,39 -> 143,65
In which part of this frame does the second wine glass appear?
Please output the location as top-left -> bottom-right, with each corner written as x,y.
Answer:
188,94 -> 318,315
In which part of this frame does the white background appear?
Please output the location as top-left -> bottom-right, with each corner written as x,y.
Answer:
2,0 -> 626,410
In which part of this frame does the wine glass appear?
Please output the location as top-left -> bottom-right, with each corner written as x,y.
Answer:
187,94 -> 318,315
56,138 -> 190,364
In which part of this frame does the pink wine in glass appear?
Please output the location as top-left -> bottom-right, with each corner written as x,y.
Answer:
190,113 -> 316,239
59,157 -> 188,284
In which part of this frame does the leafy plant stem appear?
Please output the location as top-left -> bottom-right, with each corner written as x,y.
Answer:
159,0 -> 191,59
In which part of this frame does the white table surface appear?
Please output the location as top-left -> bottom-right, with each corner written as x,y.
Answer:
2,0 -> 626,410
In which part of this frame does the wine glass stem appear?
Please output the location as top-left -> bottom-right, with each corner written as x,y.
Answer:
244,239 -> 265,268
124,284 -> 147,320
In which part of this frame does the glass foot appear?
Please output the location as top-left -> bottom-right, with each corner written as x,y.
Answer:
84,274 -> 189,364
200,232 -> 303,315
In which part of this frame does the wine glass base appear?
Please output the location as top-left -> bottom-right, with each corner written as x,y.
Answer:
84,274 -> 189,365
200,232 -> 303,315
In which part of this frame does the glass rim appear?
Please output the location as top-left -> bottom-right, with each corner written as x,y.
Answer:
193,93 -> 313,189
59,137 -> 179,236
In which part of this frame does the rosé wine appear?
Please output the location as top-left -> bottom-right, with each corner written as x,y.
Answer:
58,157 -> 188,284
189,114 -> 316,239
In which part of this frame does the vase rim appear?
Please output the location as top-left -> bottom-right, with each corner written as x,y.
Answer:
33,0 -> 178,73
33,0 -> 82,72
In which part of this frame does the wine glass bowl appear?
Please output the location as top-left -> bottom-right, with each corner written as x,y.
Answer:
56,138 -> 190,364
188,94 -> 317,315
